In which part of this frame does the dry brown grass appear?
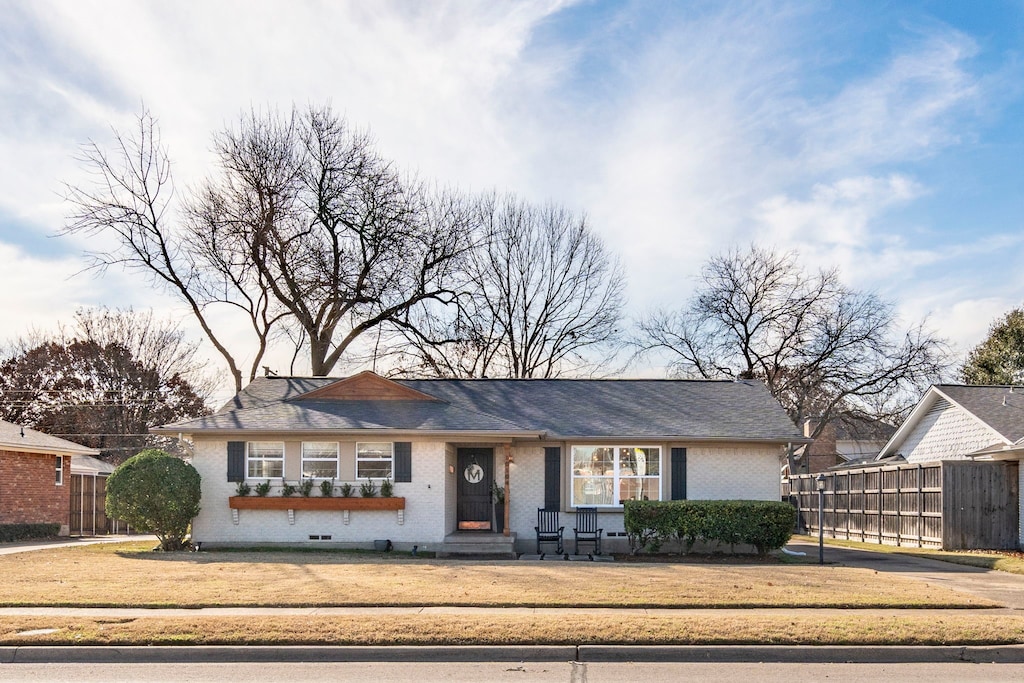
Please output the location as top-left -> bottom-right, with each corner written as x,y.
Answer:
1,613 -> 1023,646
0,542 -> 996,609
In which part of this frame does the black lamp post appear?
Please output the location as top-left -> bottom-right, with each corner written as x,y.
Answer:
815,472 -> 826,565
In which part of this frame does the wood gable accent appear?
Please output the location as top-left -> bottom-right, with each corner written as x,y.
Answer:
294,371 -> 440,402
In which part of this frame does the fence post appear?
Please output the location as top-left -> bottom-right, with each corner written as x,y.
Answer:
917,464 -> 923,546
896,467 -> 902,546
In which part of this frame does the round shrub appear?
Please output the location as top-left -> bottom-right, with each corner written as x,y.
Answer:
106,449 -> 201,551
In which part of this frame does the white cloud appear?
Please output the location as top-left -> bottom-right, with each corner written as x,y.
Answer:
0,1 -> 1019,390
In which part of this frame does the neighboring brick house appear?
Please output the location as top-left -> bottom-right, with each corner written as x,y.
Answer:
155,371 -> 805,555
793,416 -> 895,474
0,420 -> 99,536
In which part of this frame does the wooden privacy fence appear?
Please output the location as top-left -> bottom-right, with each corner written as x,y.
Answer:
69,472 -> 132,536
787,460 -> 1019,550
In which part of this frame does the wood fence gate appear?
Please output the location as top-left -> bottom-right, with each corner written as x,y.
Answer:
787,460 -> 1019,550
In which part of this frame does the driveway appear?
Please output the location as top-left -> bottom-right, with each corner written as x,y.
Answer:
787,540 -> 1024,610
0,535 -> 155,556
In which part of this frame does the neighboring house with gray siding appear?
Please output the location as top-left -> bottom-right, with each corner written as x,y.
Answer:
877,384 -> 1024,547
155,371 -> 804,554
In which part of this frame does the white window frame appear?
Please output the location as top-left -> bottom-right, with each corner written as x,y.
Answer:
356,442 -> 393,480
246,441 -> 284,479
301,441 -> 339,480
55,455 -> 64,486
570,445 -> 662,508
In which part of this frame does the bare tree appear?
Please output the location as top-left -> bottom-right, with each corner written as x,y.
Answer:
637,245 -> 947,468
392,194 -> 626,378
65,106 -> 475,384
64,111 -> 281,392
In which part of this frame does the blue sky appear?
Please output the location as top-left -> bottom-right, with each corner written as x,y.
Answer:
0,0 -> 1022,396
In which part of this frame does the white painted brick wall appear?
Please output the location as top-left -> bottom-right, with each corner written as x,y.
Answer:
192,439 -> 448,548
1019,465 -> 1023,549
900,404 -> 1000,463
193,438 -> 788,549
686,444 -> 782,500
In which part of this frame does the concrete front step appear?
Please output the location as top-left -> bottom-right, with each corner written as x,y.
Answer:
437,532 -> 517,558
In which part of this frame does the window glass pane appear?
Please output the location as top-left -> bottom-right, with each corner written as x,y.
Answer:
249,442 -> 283,458
357,460 -> 392,479
358,442 -> 392,459
248,459 -> 283,478
303,460 -> 338,479
621,447 -> 659,476
619,477 -> 660,502
303,442 -> 338,459
573,476 -> 614,506
573,447 -> 614,475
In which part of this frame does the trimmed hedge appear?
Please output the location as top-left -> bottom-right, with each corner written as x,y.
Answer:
0,523 -> 61,543
623,500 -> 796,555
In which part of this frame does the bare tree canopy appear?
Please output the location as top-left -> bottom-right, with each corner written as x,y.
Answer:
64,106 -> 474,389
637,245 -> 947,438
0,308 -> 211,462
391,194 -> 626,378
961,308 -> 1024,385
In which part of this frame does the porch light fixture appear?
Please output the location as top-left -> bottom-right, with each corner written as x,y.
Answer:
815,473 -> 826,565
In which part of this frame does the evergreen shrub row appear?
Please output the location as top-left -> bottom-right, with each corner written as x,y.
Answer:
0,523 -> 61,543
623,499 -> 795,555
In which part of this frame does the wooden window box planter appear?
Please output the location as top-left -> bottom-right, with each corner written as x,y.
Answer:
229,496 -> 406,511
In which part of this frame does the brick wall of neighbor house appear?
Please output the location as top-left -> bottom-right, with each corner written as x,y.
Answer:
687,444 -> 782,501
0,449 -> 70,532
804,421 -> 839,473
190,439 -> 449,549
900,401 -> 999,463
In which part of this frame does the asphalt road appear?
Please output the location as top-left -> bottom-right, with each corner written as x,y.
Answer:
3,661 -> 1024,682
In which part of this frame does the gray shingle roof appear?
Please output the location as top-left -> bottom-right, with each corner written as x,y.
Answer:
160,376 -> 803,442
0,419 -> 98,455
936,384 -> 1024,443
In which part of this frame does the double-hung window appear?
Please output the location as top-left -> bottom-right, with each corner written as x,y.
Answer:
55,455 -> 64,486
356,442 -> 393,479
570,446 -> 661,507
247,442 -> 284,478
302,442 -> 339,479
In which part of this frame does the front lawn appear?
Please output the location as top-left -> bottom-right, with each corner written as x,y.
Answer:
3,612 -> 1023,646
0,541 -> 997,609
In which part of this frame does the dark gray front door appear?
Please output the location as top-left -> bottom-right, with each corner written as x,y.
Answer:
457,448 -> 493,530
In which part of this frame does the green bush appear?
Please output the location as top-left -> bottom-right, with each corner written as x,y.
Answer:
105,449 -> 201,551
623,500 -> 795,555
0,523 -> 61,543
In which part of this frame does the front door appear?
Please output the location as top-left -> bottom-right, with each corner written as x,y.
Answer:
457,448 -> 493,530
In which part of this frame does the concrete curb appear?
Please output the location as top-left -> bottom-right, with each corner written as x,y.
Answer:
3,644 -> 1024,664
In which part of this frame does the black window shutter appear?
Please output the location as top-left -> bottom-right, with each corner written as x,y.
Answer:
671,447 -> 687,500
394,442 -> 412,482
544,446 -> 561,510
227,441 -> 245,482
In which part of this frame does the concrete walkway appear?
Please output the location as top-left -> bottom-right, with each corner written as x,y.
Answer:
0,535 -> 156,556
787,540 -> 1024,610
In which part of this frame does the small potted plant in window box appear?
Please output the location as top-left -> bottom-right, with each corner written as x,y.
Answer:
340,482 -> 354,498
380,478 -> 394,498
360,479 -> 378,498
255,481 -> 272,497
319,479 -> 335,497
